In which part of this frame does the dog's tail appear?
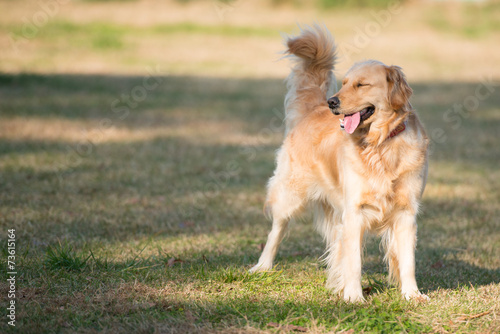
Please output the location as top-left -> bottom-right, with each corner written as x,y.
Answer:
284,24 -> 336,133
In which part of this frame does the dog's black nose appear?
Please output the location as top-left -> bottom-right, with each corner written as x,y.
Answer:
328,96 -> 340,108
328,96 -> 340,114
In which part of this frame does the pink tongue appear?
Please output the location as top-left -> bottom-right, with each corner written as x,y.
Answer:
344,112 -> 361,134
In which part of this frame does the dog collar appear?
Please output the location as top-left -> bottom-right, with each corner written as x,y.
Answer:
388,120 -> 407,139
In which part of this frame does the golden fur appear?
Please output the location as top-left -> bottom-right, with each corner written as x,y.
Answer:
250,25 -> 429,302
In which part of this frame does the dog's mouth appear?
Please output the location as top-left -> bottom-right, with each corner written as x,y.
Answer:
339,106 -> 375,134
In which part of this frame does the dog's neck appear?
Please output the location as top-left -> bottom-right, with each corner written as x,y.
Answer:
388,120 -> 407,139
347,115 -> 411,180
347,113 -> 410,150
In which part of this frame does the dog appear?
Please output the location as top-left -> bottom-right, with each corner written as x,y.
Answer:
250,25 -> 429,302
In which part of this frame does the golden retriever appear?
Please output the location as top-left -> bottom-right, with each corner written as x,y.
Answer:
250,25 -> 429,302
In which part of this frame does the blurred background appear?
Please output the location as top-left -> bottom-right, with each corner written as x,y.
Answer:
2,0 -> 500,80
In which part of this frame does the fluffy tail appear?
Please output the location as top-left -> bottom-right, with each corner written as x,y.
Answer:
284,24 -> 336,133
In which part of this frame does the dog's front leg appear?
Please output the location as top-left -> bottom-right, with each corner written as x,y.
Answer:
341,211 -> 365,302
392,212 -> 429,300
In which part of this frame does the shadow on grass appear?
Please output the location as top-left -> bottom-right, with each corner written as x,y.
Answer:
1,72 -> 499,165
18,246 -> 429,333
417,254 -> 500,292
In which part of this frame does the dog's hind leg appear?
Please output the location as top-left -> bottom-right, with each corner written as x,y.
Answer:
249,175 -> 306,273
314,203 -> 345,294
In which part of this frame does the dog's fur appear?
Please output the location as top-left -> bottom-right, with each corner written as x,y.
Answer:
250,25 -> 429,302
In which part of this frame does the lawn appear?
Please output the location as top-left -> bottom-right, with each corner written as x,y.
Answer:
0,0 -> 499,333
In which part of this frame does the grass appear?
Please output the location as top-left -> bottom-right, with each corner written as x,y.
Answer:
426,1 -> 500,38
44,241 -> 91,271
2,1 -> 500,79
0,73 -> 499,333
0,0 -> 499,333
319,0 -> 403,9
8,20 -> 278,41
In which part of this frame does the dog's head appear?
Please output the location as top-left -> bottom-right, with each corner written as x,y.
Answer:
328,60 -> 412,140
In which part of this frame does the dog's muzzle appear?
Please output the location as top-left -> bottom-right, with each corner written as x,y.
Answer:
328,96 -> 341,115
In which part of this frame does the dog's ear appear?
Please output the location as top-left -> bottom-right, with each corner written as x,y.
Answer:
386,65 -> 412,111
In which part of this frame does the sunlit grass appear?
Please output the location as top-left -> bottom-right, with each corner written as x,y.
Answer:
426,2 -> 500,38
1,1 -> 500,79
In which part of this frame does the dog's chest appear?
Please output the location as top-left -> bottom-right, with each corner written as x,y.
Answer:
348,147 -> 422,221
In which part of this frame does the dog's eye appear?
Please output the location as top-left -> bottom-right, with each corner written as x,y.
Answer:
357,83 -> 369,87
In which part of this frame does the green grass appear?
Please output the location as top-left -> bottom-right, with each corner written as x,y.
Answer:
427,2 -> 500,38
44,241 -> 91,271
0,74 -> 499,333
6,20 -> 280,44
176,0 -> 407,8
319,0 -> 406,9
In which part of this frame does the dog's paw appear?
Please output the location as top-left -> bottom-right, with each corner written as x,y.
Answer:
249,263 -> 271,273
343,294 -> 365,303
403,291 -> 430,302
343,288 -> 365,303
